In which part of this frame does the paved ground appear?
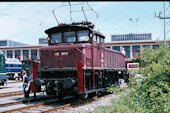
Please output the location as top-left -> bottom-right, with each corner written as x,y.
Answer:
0,80 -> 23,93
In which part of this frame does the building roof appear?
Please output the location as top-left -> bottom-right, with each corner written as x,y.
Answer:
111,33 -> 152,35
0,39 -> 29,47
0,44 -> 48,49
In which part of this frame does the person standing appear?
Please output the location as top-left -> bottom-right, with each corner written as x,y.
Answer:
22,71 -> 30,98
29,71 -> 36,98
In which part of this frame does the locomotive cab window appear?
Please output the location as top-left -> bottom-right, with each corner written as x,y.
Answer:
101,37 -> 104,44
93,35 -> 96,42
77,30 -> 89,42
97,35 -> 100,44
51,33 -> 62,44
64,31 -> 76,43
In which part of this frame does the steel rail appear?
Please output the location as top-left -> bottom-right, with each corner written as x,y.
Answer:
40,96 -> 99,113
0,95 -> 55,108
1,98 -> 59,113
41,104 -> 71,113
2,93 -> 110,113
0,91 -> 23,98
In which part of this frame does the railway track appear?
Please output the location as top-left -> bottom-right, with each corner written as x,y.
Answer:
1,93 -> 109,113
1,96 -> 72,113
7,81 -> 22,84
41,96 -> 98,113
0,91 -> 24,98
0,87 -> 9,89
0,95 -> 55,108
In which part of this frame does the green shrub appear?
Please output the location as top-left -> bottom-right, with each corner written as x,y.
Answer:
130,45 -> 170,113
106,85 -> 127,95
91,45 -> 170,113
91,90 -> 144,113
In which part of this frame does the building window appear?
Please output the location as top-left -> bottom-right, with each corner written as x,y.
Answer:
153,45 -> 160,49
23,50 -> 29,60
9,40 -> 13,46
113,46 -> 120,51
7,50 -> 13,58
123,46 -> 130,58
31,49 -> 37,60
39,38 -> 48,44
0,41 -> 7,46
132,45 -> 140,57
15,50 -> 21,60
105,46 -> 110,49
142,45 -> 151,48
2,51 -> 5,54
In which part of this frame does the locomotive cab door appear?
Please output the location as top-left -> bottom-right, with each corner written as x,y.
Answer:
96,35 -> 105,68
95,35 -> 105,90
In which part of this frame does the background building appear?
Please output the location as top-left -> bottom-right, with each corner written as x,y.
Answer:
0,45 -> 46,61
0,40 -> 29,47
0,40 -> 169,61
111,33 -> 152,41
39,38 -> 48,44
105,40 -> 170,60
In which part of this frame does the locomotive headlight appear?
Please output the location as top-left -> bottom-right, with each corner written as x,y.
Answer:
90,33 -> 93,37
118,71 -> 121,74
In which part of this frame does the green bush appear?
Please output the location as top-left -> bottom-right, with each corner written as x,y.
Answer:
90,91 -> 144,113
106,84 -> 128,95
91,45 -> 170,113
130,46 -> 170,113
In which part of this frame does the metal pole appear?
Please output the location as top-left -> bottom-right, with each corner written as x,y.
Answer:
163,1 -> 166,45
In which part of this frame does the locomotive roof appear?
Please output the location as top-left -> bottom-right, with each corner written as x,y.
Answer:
45,24 -> 105,38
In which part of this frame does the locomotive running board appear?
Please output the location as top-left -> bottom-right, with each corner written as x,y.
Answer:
78,88 -> 105,94
104,68 -> 126,72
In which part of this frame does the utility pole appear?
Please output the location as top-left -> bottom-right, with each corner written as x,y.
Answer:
155,1 -> 170,46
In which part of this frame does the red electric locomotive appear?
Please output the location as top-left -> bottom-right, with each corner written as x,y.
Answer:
36,21 -> 127,99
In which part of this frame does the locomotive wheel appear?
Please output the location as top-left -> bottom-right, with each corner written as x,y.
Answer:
46,82 -> 56,96
81,93 -> 88,100
96,91 -> 101,96
46,89 -> 56,96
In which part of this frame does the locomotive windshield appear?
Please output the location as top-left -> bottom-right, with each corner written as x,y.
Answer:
64,31 -> 76,43
51,33 -> 62,44
50,30 -> 89,44
77,30 -> 89,42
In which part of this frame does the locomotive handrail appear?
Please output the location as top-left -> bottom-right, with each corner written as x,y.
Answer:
75,47 -> 84,54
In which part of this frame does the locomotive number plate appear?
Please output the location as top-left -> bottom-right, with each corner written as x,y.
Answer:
55,52 -> 59,56
61,52 -> 69,55
55,52 -> 69,56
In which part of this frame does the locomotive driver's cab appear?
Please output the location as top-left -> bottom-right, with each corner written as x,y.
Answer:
46,21 -> 105,47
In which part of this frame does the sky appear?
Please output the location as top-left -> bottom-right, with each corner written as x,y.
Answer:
0,1 -> 169,45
